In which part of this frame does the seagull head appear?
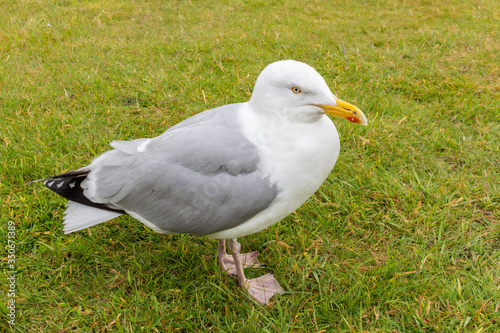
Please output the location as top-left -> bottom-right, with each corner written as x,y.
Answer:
249,60 -> 367,125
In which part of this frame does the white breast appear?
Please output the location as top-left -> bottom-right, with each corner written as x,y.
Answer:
207,103 -> 340,239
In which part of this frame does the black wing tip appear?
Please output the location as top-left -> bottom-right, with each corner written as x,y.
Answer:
44,172 -> 127,215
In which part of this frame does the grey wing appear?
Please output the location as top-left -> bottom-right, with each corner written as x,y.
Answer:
82,104 -> 278,236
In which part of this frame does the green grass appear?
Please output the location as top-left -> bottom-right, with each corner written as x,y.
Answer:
1,0 -> 499,331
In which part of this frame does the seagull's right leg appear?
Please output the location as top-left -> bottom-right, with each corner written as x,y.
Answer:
217,239 -> 261,275
227,238 -> 283,305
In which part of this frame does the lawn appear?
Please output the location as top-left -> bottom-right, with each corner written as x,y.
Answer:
1,0 -> 499,331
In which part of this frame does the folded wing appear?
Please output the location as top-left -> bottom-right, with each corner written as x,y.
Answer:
81,104 -> 279,236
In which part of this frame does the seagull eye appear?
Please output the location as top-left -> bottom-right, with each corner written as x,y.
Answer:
291,86 -> 302,94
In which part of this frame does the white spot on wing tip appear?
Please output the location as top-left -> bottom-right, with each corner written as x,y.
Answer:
137,139 -> 150,152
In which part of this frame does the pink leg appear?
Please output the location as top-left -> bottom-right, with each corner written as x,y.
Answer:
217,239 -> 260,275
226,238 -> 283,304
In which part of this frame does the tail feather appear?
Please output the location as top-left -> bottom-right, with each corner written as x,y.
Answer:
64,201 -> 123,234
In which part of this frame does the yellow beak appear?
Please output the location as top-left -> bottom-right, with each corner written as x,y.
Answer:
317,97 -> 367,126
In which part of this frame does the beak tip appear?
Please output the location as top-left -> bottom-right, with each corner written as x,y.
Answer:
360,117 -> 368,126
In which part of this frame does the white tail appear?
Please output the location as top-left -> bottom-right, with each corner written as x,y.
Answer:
63,201 -> 123,234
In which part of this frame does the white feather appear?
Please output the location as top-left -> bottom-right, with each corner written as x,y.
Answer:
63,201 -> 122,234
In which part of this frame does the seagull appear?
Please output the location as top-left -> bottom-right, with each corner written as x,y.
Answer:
38,60 -> 367,304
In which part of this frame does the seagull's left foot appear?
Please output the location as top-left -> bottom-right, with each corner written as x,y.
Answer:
217,240 -> 261,275
245,273 -> 283,305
